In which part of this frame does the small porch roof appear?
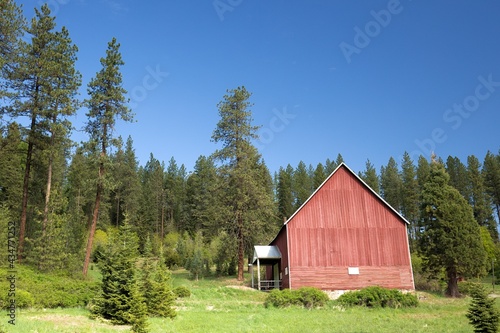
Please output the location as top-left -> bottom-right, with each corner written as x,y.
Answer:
252,245 -> 281,265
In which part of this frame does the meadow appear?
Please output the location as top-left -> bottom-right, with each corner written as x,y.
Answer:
2,269 -> 495,333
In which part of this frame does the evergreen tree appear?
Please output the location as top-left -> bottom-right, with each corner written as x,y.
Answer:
40,24 -> 81,236
419,158 -> 486,297
165,157 -> 187,232
467,284 -> 500,333
0,0 -> 25,100
400,152 -> 420,249
416,155 -> 430,190
83,37 -> 133,276
360,159 -> 380,193
140,239 -> 176,319
6,4 -> 61,261
211,86 -> 274,281
380,157 -> 402,211
312,162 -> 326,190
446,156 -> 470,199
0,123 -> 24,219
324,158 -> 337,175
90,220 -> 147,332
276,164 -> 294,222
293,161 -> 312,209
483,151 -> 500,223
138,154 -> 165,242
335,153 -> 344,166
468,155 -> 498,240
186,155 -> 222,238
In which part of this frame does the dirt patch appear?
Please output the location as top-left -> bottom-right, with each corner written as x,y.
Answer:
27,314 -> 131,331
226,285 -> 255,291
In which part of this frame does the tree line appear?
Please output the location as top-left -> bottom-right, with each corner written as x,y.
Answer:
1,2 -> 500,297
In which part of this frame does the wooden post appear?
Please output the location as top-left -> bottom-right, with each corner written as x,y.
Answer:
257,258 -> 261,291
250,264 -> 254,289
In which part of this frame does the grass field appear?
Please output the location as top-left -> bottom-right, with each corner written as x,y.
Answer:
2,269 -> 496,333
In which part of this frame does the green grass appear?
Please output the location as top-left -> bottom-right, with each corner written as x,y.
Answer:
2,268 -> 496,332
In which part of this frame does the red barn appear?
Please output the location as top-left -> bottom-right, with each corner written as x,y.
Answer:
252,163 -> 414,292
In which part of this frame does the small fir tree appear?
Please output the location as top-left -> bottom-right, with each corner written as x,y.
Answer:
90,222 -> 148,332
467,284 -> 499,333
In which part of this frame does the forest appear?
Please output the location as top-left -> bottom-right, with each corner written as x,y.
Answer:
2,2 -> 500,329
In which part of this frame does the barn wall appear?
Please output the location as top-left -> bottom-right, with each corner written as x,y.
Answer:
287,165 -> 414,290
290,266 -> 414,290
271,225 -> 290,289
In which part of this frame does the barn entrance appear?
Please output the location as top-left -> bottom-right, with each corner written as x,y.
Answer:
250,246 -> 282,291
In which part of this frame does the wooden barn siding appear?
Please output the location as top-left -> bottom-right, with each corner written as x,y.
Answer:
287,166 -> 413,290
270,226 -> 290,289
290,266 -> 414,290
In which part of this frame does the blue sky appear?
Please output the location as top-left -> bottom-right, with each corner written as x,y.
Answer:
16,0 -> 500,174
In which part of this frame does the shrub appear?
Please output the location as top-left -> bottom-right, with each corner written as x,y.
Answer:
0,266 -> 100,309
336,286 -> 418,308
264,287 -> 329,309
297,287 -> 330,309
264,289 -> 301,308
467,284 -> 500,333
173,286 -> 191,298
458,281 -> 482,296
14,290 -> 34,308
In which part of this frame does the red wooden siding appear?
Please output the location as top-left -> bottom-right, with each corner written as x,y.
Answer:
286,165 -> 414,290
270,225 -> 290,289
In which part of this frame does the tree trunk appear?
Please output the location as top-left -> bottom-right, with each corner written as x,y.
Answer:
83,124 -> 107,276
445,267 -> 460,297
18,114 -> 37,262
43,117 -> 56,235
82,163 -> 103,276
237,212 -> 244,281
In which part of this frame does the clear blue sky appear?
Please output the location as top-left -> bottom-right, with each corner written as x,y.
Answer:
17,0 -> 500,174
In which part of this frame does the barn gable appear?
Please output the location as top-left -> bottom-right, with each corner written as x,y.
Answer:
268,163 -> 414,291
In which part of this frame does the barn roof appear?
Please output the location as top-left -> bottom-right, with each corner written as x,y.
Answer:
252,245 -> 281,264
284,162 -> 410,226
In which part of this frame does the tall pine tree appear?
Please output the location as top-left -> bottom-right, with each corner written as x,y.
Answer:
83,37 -> 133,276
211,86 -> 274,281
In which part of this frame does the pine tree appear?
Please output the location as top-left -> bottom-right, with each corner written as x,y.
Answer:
467,284 -> 500,333
211,86 -> 274,281
312,162 -> 326,190
325,158 -> 337,175
185,155 -> 222,238
468,155 -> 498,240
40,24 -> 81,237
293,161 -> 312,209
419,158 -> 486,297
400,152 -> 420,249
138,154 -> 165,242
6,4 -> 61,261
360,159 -> 380,193
0,123 -> 24,218
446,156 -> 470,199
276,164 -> 294,222
83,37 -> 133,276
0,0 -> 25,100
483,151 -> 500,223
380,157 -> 402,211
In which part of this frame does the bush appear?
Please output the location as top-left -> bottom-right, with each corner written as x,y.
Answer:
14,290 -> 34,308
265,289 -> 301,308
0,266 -> 99,309
297,287 -> 330,309
264,287 -> 329,309
458,281 -> 482,296
173,286 -> 191,298
336,286 -> 418,308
